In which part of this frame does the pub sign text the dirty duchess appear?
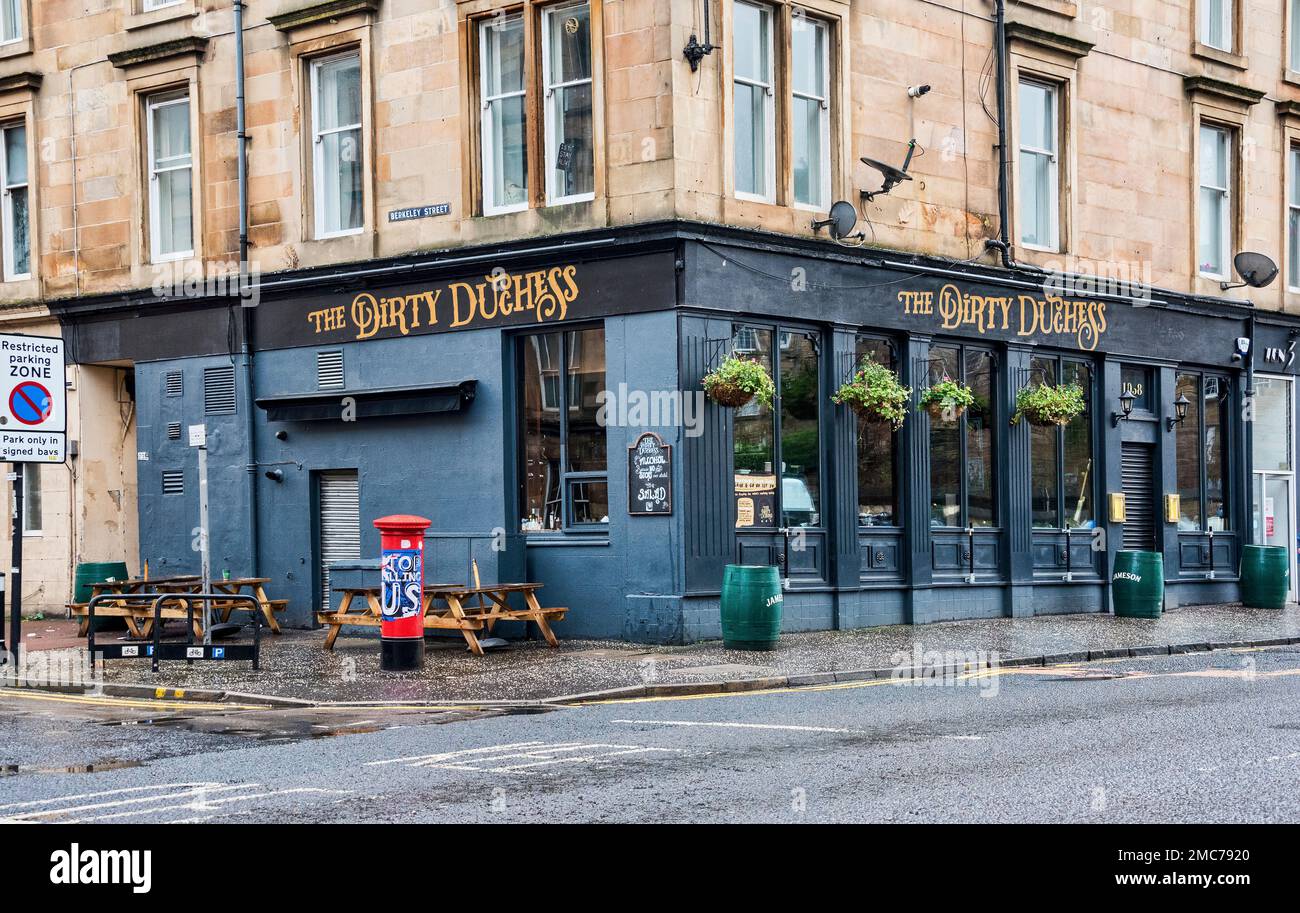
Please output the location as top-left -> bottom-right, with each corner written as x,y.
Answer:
898,283 -> 1108,351
255,254 -> 674,350
310,266 -> 577,339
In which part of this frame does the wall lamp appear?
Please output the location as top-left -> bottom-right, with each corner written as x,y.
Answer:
264,469 -> 284,482
1110,390 -> 1135,427
1166,392 -> 1191,431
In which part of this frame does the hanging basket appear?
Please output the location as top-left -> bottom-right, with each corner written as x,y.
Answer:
1011,383 -> 1085,428
926,401 -> 966,422
706,379 -> 756,408
1021,409 -> 1072,428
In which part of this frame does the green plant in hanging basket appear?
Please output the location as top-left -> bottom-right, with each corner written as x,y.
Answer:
1011,382 -> 1085,427
919,377 -> 976,421
832,358 -> 912,430
703,355 -> 776,408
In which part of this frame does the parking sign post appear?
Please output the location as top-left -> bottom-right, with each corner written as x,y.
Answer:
0,333 -> 67,675
8,463 -> 20,669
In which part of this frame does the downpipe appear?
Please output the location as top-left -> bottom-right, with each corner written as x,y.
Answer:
235,0 -> 259,576
985,0 -> 1039,275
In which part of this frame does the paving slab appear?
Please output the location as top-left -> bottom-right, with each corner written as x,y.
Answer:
17,602 -> 1300,704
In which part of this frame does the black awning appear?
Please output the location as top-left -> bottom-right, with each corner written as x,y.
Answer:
256,380 -> 476,422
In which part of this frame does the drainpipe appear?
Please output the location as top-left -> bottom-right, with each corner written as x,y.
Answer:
235,0 -> 259,576
985,0 -> 1035,273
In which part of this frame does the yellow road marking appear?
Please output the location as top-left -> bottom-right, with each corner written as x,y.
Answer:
577,661 -> 1300,705
0,690 -> 269,712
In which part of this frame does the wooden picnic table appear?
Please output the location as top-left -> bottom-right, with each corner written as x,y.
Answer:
210,577 -> 286,633
317,582 -> 566,656
68,575 -> 285,637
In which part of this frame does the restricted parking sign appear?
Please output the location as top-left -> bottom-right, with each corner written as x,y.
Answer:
0,332 -> 66,463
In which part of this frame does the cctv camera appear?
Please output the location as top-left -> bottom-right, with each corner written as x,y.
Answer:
907,84 -> 931,98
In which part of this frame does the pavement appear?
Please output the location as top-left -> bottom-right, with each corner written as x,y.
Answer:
10,601 -> 1300,705
2,643 -> 1298,822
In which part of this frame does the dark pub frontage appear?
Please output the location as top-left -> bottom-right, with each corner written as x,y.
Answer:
51,223 -> 1300,643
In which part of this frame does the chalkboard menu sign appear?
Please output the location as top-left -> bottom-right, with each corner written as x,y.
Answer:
628,432 -> 672,515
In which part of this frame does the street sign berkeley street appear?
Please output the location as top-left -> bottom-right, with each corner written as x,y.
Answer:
0,332 -> 67,463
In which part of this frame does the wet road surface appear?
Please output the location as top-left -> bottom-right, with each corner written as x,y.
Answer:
2,646 -> 1298,823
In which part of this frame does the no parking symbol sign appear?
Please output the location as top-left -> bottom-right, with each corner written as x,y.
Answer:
0,332 -> 66,463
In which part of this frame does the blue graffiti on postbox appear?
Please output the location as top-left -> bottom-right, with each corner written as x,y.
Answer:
380,549 -> 423,620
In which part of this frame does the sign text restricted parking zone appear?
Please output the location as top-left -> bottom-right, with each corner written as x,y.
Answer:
0,333 -> 67,463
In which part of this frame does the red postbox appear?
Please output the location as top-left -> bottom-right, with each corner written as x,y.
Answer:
374,514 -> 431,671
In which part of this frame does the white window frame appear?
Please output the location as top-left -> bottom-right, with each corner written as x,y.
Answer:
733,1 -> 776,204
1199,0 -> 1234,52
1293,0 -> 1300,73
1017,77 -> 1061,253
1,122 -> 29,281
1198,123 -> 1232,281
1289,147 -> 1300,292
21,462 -> 40,536
1,0 -> 22,45
791,13 -> 830,211
143,0 -> 184,10
480,13 -> 528,217
541,1 -> 595,207
310,51 -> 365,240
146,90 -> 194,264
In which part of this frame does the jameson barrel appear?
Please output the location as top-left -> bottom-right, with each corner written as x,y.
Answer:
1240,545 -> 1289,609
1112,551 -> 1164,618
720,564 -> 783,650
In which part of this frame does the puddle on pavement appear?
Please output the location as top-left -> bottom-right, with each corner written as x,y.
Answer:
94,702 -> 554,743
2,759 -> 144,776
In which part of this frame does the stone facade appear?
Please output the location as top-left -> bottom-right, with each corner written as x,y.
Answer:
0,0 -> 1295,308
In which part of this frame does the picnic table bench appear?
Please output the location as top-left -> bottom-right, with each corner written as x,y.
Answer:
317,582 -> 566,656
68,575 -> 286,637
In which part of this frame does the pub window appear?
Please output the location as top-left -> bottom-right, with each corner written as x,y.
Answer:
146,90 -> 194,262
929,344 -> 996,528
2,121 -> 30,281
1028,356 -> 1094,529
733,326 -> 821,530
476,2 -> 596,215
1175,371 -> 1231,531
1017,77 -> 1060,252
310,51 -> 364,239
854,336 -> 898,527
542,2 -> 594,204
1199,0 -> 1233,52
519,326 -> 607,532
1,0 -> 21,44
479,13 -> 528,215
1289,146 -> 1300,292
733,1 -> 776,202
733,5 -> 835,208
1293,0 -> 1300,72
1120,364 -> 1153,413
791,14 -> 830,209
1197,123 -> 1232,280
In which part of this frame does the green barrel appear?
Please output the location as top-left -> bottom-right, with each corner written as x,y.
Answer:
720,564 -> 783,650
73,562 -> 130,604
1240,545 -> 1289,609
74,562 -> 130,632
1112,551 -> 1164,618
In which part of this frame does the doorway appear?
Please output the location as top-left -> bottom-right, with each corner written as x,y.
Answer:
1251,375 -> 1296,602
316,470 -> 360,611
1120,442 -> 1156,551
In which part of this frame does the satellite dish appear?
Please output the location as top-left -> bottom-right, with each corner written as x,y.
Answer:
860,157 -> 913,187
860,140 -> 918,201
1232,251 -> 1279,289
810,200 -> 860,240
